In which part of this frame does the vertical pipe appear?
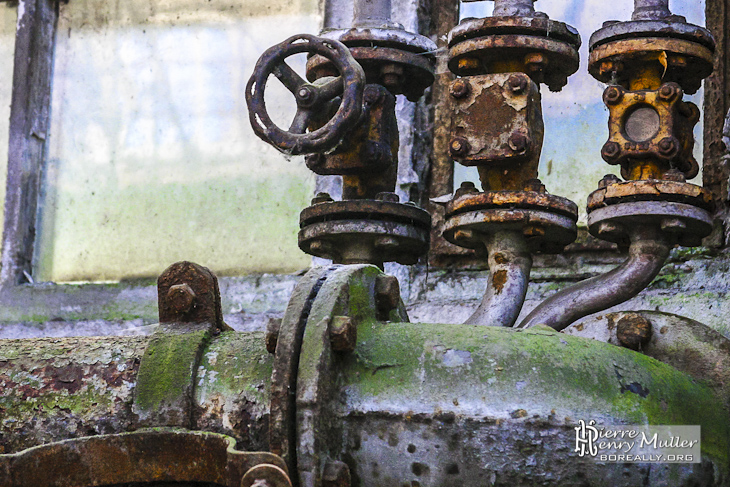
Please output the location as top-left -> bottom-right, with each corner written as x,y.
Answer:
632,0 -> 672,20
352,0 -> 393,27
492,0 -> 535,17
464,230 -> 532,327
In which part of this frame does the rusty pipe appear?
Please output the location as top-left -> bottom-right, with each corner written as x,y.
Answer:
465,230 -> 532,327
492,0 -> 535,17
518,225 -> 670,331
632,0 -> 671,20
352,0 -> 393,27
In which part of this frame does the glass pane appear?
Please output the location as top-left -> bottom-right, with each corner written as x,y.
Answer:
37,0 -> 319,282
0,4 -> 17,240
456,0 -> 706,224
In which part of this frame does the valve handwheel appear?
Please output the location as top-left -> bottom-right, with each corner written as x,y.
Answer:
246,34 -> 365,155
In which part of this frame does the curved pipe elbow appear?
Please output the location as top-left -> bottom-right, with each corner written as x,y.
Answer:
465,230 -> 532,327
518,228 -> 670,331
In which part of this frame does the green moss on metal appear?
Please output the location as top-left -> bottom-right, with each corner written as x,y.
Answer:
134,328 -> 211,413
346,322 -> 729,469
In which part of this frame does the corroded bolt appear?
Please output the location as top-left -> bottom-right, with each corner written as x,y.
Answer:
663,168 -> 686,182
323,460 -> 351,487
457,57 -> 480,71
364,86 -> 384,105
330,316 -> 356,352
601,142 -> 621,162
658,83 -> 679,102
603,86 -> 623,105
658,137 -> 678,157
265,317 -> 282,354
375,274 -> 400,320
668,55 -> 688,68
453,229 -> 474,242
599,60 -> 623,77
523,178 -> 546,193
598,174 -> 622,189
375,191 -> 399,203
449,137 -> 470,157
508,132 -> 529,153
524,52 -> 546,76
455,181 -> 479,198
311,192 -> 334,205
309,240 -> 333,254
616,313 -> 652,351
296,86 -> 316,107
167,283 -> 196,314
507,74 -> 528,94
381,64 -> 404,91
661,217 -> 687,233
450,78 -> 471,99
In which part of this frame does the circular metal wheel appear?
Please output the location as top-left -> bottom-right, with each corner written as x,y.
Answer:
246,34 -> 365,155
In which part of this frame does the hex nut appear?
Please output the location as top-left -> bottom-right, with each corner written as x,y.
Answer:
455,181 -> 479,198
658,83 -> 680,102
311,192 -> 334,205
598,174 -> 622,189
375,191 -> 399,203
450,78 -> 470,99
449,137 -> 470,157
658,137 -> 678,157
375,274 -> 400,320
603,86 -> 623,105
508,132 -> 529,153
167,283 -> 196,314
330,316 -> 356,352
601,142 -> 621,162
616,313 -> 652,351
265,317 -> 282,354
507,74 -> 528,94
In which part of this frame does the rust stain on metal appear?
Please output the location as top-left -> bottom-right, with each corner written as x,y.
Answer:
492,270 -> 508,294
158,261 -> 226,330
617,313 -> 653,351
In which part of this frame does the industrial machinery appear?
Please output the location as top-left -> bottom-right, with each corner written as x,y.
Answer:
1,0 -> 729,486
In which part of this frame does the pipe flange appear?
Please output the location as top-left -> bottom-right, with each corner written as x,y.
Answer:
588,20 -> 714,94
443,191 -> 578,254
447,18 -> 580,92
307,28 -> 436,102
298,200 -> 431,265
587,180 -> 714,213
587,200 -> 713,247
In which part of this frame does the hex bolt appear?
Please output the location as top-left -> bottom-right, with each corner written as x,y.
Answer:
603,86 -> 624,105
296,86 -> 316,107
167,283 -> 196,314
311,192 -> 334,205
450,78 -> 471,99
265,317 -> 282,354
364,86 -> 384,105
455,181 -> 479,198
660,217 -> 687,233
508,132 -> 530,154
330,316 -> 356,352
375,274 -> 400,320
309,240 -> 333,254
523,178 -> 546,193
524,53 -> 546,77
616,313 -> 652,351
598,174 -> 622,189
523,225 -> 546,238
457,57 -> 480,72
658,83 -> 680,102
381,64 -> 404,91
375,191 -> 399,203
323,460 -> 351,487
450,137 -> 470,157
658,137 -> 678,157
507,74 -> 528,94
601,141 -> 621,162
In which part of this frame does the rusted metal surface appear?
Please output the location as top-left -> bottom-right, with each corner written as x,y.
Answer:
462,229 -> 532,327
519,225 -> 671,331
158,261 -> 225,329
298,198 -> 431,267
0,429 -> 290,487
446,189 -> 578,218
448,73 -> 543,191
328,316 -> 357,353
600,82 -> 701,179
246,34 -> 365,155
0,335 -> 147,454
587,179 -> 714,212
616,312 -> 653,350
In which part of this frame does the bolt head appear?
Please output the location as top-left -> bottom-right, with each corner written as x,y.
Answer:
375,192 -> 400,203
657,137 -> 678,157
265,317 -> 282,354
450,79 -> 470,99
455,181 -> 479,198
598,174 -> 622,189
296,85 -> 316,106
507,75 -> 528,94
449,137 -> 470,157
508,132 -> 530,153
601,142 -> 621,162
658,83 -> 680,102
330,316 -> 356,352
663,168 -> 686,182
311,192 -> 334,205
167,283 -> 196,314
616,313 -> 652,351
603,86 -> 623,105
375,274 -> 400,319
364,86 -> 384,105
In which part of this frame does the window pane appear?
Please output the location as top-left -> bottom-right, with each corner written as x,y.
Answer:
0,4 -> 16,239
37,0 -> 319,282
456,0 -> 706,224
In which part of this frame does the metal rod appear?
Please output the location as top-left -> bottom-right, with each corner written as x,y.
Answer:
492,0 -> 535,17
517,226 -> 670,331
632,0 -> 672,20
352,0 -> 393,27
464,230 -> 532,327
